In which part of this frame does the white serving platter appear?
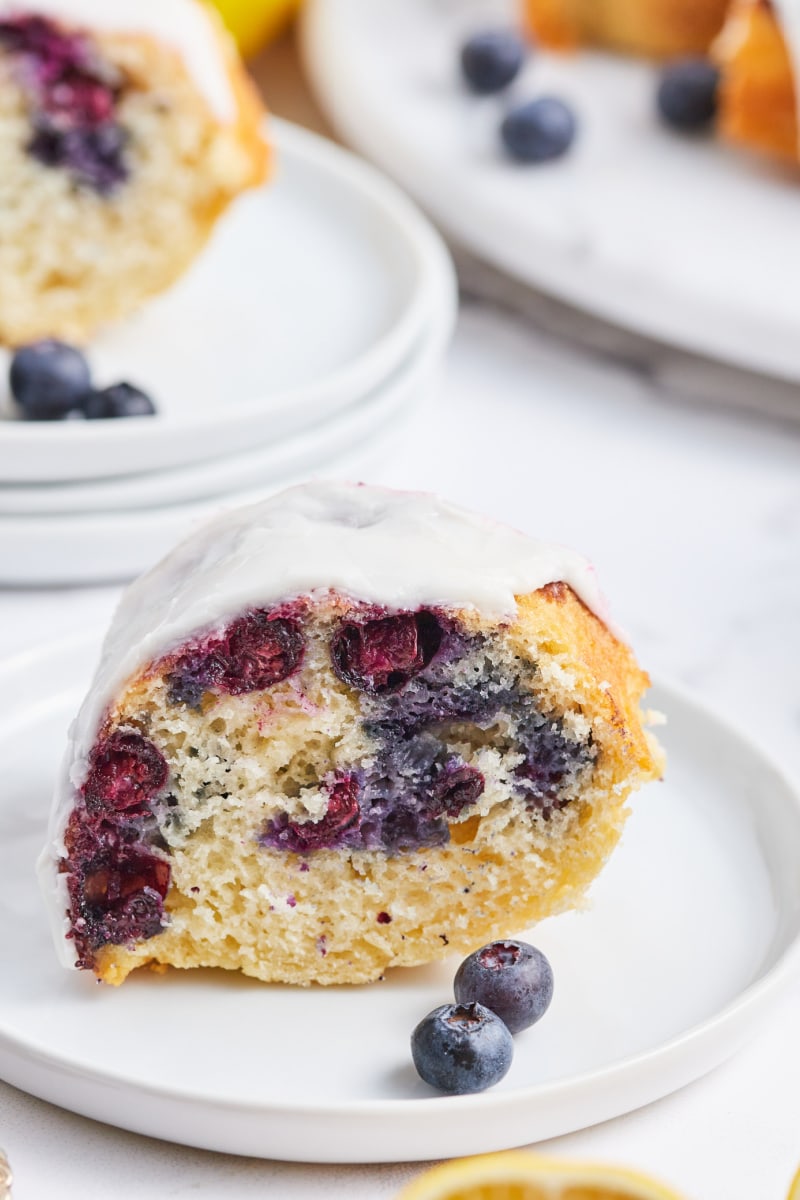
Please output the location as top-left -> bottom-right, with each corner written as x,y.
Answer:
302,0 -> 800,382
1,634 -> 799,1162
0,118 -> 453,482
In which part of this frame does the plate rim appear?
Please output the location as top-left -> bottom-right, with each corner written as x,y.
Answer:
1,631 -> 799,1151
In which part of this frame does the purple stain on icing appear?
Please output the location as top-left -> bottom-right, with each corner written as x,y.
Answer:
0,15 -> 129,193
286,895 -> 297,908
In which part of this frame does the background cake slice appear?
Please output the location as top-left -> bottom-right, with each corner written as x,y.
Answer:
522,0 -> 730,57
0,0 -> 268,345
715,0 -> 800,163
40,482 -> 664,987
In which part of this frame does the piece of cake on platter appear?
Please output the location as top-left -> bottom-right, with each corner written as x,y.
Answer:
522,0 -> 730,58
0,0 -> 268,345
715,0 -> 800,163
39,482 -> 664,987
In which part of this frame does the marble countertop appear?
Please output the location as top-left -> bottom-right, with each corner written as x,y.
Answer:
1,31 -> 799,1200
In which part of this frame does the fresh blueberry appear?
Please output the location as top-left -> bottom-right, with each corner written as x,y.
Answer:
501,97 -> 577,163
657,58 -> 720,132
83,382 -> 156,419
461,30 -> 526,95
263,772 -> 362,853
331,610 -> 443,695
514,713 -> 592,814
80,853 -> 170,946
431,761 -> 485,818
10,340 -> 91,420
411,1001 -> 513,1094
31,122 -> 129,194
454,940 -> 553,1034
84,732 -> 168,813
169,611 -> 304,698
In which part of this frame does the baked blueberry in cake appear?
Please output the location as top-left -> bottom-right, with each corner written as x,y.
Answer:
714,0 -> 800,163
522,0 -> 730,57
39,482 -> 664,987
0,0 -> 268,345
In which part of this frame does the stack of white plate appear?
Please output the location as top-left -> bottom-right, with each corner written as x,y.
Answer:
0,119 -> 457,585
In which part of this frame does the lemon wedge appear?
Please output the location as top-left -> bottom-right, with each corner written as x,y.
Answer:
396,1152 -> 687,1200
787,1165 -> 800,1200
209,0 -> 302,58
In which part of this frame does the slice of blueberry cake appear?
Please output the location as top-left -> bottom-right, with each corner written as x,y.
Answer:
523,0 -> 730,57
0,0 -> 267,345
40,482 -> 664,987
715,0 -> 800,164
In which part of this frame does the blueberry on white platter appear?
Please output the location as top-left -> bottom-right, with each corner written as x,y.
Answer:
411,1002 -> 513,1094
84,382 -> 156,420
454,939 -> 554,1034
9,339 -> 91,420
501,97 -> 577,163
460,30 -> 526,95
657,58 -> 720,132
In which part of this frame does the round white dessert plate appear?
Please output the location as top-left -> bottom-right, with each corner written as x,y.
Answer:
302,0 -> 800,382
0,118 -> 454,483
0,275 -> 454,585
0,248 -> 455,519
1,636 -> 800,1163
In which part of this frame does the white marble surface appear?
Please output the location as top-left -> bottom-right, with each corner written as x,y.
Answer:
0,300 -> 799,1199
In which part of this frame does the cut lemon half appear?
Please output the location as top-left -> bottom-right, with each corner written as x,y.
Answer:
396,1152 -> 686,1200
209,0 -> 302,57
787,1164 -> 800,1200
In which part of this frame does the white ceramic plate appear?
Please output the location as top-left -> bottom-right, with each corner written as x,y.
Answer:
0,248 -> 455,517
302,0 -> 800,382
0,118 -> 453,483
1,635 -> 799,1163
0,280 -> 454,585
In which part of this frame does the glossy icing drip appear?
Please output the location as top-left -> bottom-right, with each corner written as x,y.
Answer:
0,0 -> 236,120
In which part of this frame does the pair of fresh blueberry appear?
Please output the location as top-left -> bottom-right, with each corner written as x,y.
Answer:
9,340 -> 156,421
461,31 -> 577,165
411,939 -> 554,1095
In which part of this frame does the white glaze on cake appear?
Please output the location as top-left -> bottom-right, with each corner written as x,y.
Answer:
38,481 -> 613,967
0,0 -> 236,120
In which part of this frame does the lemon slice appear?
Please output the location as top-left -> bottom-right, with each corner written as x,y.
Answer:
396,1152 -> 686,1200
787,1165 -> 800,1200
209,0 -> 302,58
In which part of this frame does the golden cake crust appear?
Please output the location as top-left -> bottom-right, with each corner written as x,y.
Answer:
523,0 -> 729,57
87,583 -> 663,988
715,0 -> 799,164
